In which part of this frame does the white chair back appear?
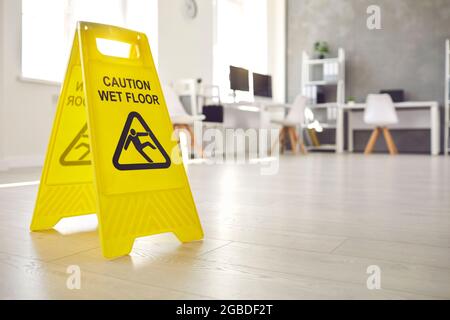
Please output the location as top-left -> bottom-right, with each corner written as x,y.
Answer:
173,79 -> 198,115
162,84 -> 188,117
286,95 -> 308,124
364,94 -> 398,126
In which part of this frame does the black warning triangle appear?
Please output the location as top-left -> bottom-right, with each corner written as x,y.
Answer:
60,124 -> 92,166
113,112 -> 171,171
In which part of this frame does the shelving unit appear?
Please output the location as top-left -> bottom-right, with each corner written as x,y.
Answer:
301,48 -> 346,153
445,39 -> 449,155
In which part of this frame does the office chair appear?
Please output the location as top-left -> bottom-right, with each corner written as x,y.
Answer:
173,79 -> 200,115
271,95 -> 308,155
162,84 -> 205,157
363,94 -> 399,155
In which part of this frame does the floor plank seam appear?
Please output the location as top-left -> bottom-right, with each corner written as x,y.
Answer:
193,257 -> 444,299
203,236 -> 347,255
210,221 -> 450,250
210,216 -> 450,233
44,246 -> 101,263
199,238 -> 450,270
196,241 -> 234,258
0,251 -> 50,263
343,236 -> 450,250
328,251 -> 450,271
329,238 -> 349,254
46,260 -> 217,300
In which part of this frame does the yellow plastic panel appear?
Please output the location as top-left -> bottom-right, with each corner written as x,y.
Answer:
31,34 -> 96,231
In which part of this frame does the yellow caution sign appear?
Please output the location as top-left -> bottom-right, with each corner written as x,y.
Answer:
30,22 -> 204,259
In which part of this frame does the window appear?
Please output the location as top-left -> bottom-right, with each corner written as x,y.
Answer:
22,0 -> 158,83
214,0 -> 269,101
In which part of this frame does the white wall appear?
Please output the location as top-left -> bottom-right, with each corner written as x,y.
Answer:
0,0 -> 5,166
268,0 -> 286,103
158,0 -> 214,85
0,0 -> 60,170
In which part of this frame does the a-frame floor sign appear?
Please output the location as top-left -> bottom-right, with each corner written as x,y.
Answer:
31,22 -> 204,259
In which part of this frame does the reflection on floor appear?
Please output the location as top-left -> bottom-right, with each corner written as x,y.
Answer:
0,154 -> 449,299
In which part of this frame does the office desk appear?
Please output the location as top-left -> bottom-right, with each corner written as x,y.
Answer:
344,101 -> 440,155
222,102 -> 287,129
225,101 -> 440,155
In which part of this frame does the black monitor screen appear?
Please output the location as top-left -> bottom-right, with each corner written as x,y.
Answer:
253,72 -> 272,98
229,66 -> 249,92
380,90 -> 405,103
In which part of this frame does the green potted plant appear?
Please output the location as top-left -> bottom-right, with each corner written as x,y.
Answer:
347,96 -> 356,106
314,41 -> 330,59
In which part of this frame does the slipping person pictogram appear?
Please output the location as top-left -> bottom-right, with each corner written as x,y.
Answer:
113,112 -> 171,171
75,135 -> 90,161
60,124 -> 92,166
124,129 -> 157,163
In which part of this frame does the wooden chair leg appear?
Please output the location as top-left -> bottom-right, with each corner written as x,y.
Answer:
300,141 -> 308,155
307,128 -> 321,147
271,127 -> 286,155
298,128 -> 308,155
173,124 -> 182,142
186,125 -> 203,158
364,127 -> 380,155
271,127 -> 283,155
287,127 -> 298,154
382,127 -> 398,155
294,130 -> 308,155
281,128 -> 286,154
173,124 -> 200,158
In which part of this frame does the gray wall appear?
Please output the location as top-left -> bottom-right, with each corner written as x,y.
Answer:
287,0 -> 450,104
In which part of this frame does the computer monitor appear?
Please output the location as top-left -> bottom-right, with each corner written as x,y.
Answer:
380,89 -> 405,102
229,66 -> 249,92
253,72 -> 272,98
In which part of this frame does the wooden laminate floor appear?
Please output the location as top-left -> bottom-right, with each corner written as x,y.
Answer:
0,154 -> 449,299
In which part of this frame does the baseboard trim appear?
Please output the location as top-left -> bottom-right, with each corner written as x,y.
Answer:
0,155 -> 45,171
0,159 -> 8,172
